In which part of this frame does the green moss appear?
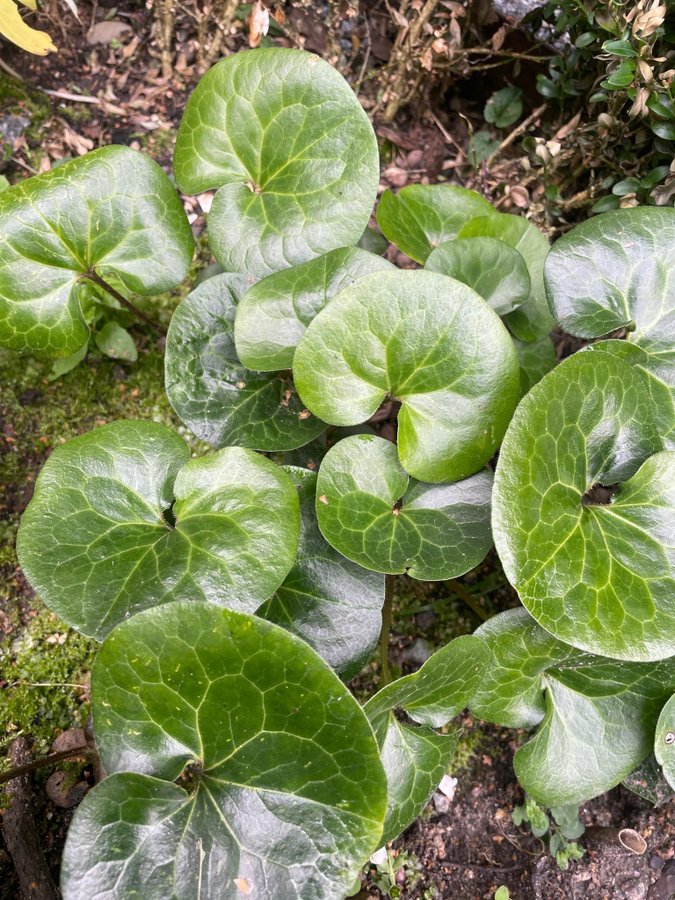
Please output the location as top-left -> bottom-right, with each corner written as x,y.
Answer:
0,608 -> 96,762
0,72 -> 52,145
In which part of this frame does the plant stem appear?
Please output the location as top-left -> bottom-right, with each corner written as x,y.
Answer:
448,579 -> 489,622
379,574 -> 395,686
85,270 -> 166,335
0,746 -> 90,787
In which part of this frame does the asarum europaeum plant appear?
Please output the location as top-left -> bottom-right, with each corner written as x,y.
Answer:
5,47 -> 675,899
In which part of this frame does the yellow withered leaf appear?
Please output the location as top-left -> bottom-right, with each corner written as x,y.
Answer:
0,0 -> 58,55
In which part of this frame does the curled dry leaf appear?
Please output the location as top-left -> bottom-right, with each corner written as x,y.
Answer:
248,0 -> 269,48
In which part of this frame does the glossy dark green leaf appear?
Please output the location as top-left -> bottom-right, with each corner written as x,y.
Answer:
234,247 -> 394,371
17,420 -> 300,639
60,602 -> 387,900
586,340 -> 674,450
492,352 -> 674,661
544,209 -> 675,447
655,694 -> 675,789
294,269 -> 520,483
513,334 -> 557,396
458,212 -> 553,341
484,86 -> 523,128
259,467 -> 384,678
472,609 -> 675,805
376,184 -> 495,263
173,48 -> 379,277
0,146 -> 193,358
364,635 -> 489,842
357,226 -> 388,255
315,435 -> 493,579
426,237 -> 531,316
165,274 -> 326,451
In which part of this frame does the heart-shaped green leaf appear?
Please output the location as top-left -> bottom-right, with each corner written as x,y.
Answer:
425,237 -> 530,317
315,435 -> 493,579
293,269 -> 520,483
587,339 -> 674,450
165,273 -> 326,451
458,212 -> 553,341
0,146 -> 193,358
364,635 -> 489,842
259,467 -> 384,678
234,247 -> 394,371
655,694 -> 675,790
17,421 -> 299,639
492,351 -> 674,661
60,601 -> 387,900
544,212 -> 675,391
173,48 -> 379,277
376,184 -> 495,263
472,609 -> 675,805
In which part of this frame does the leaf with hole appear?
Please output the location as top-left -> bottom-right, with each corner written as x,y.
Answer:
60,601 -> 387,900
258,467 -> 384,678
314,435 -> 493,580
364,635 -> 489,842
655,694 -> 675,790
17,420 -> 299,639
471,609 -> 675,805
425,236 -> 530,317
0,145 -> 193,357
165,273 -> 326,451
173,48 -> 379,277
545,209 -> 675,448
234,247 -> 394,371
458,212 -> 553,342
492,352 -> 675,661
293,269 -> 520,483
376,184 -> 496,264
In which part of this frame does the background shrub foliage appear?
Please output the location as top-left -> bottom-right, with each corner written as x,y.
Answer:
1,47 -> 673,899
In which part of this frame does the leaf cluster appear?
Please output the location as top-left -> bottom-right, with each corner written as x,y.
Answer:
3,46 -> 674,898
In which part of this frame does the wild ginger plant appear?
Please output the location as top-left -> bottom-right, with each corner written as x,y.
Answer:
3,47 -> 673,899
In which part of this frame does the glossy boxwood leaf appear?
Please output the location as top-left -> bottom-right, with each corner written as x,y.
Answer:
293,269 -> 520,483
458,212 -> 553,341
493,352 -> 675,661
61,602 -> 387,900
234,247 -> 394,371
315,435 -> 493,580
259,467 -> 384,678
376,184 -> 495,264
364,635 -> 489,842
655,694 -> 675,790
0,145 -> 193,358
165,273 -> 326,451
425,236 -> 531,317
546,209 -> 675,446
586,340 -> 674,450
17,421 -> 300,639
472,609 -> 675,806
173,48 -> 379,277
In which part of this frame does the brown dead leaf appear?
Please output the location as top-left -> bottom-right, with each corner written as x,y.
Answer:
87,20 -> 132,46
62,125 -> 94,156
492,24 -> 506,51
248,0 -> 269,49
